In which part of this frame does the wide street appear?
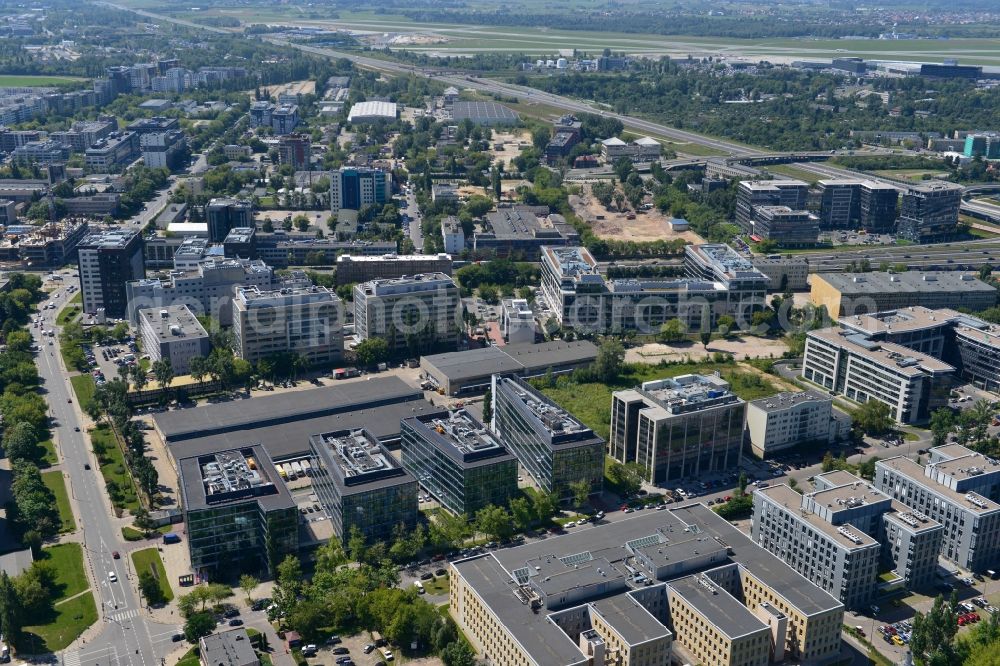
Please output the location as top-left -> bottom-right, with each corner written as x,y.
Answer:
34,285 -> 177,666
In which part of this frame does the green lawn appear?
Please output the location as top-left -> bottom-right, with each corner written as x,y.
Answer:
20,591 -> 97,653
41,472 -> 75,533
423,575 -> 450,596
70,374 -> 96,414
56,293 -> 83,325
0,75 -> 85,87
131,548 -> 174,601
37,439 -> 57,467
177,648 -> 200,666
89,425 -> 141,513
762,164 -> 821,184
538,361 -> 780,440
40,543 -> 88,602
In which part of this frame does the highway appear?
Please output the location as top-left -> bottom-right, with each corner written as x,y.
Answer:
34,284 -> 177,666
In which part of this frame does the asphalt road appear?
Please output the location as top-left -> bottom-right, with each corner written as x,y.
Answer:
34,283 -> 177,666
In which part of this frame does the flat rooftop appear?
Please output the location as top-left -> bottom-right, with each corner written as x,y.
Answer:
337,253 -> 451,263
758,484 -> 880,550
589,595 -> 671,646
637,373 -> 740,414
930,453 -> 1000,481
179,445 -> 293,512
138,305 -> 208,343
840,306 -> 963,337
543,245 -> 600,278
405,410 -> 513,468
357,272 -> 456,296
808,327 -> 954,377
750,390 -> 830,413
310,428 -> 414,493
668,574 -> 768,640
496,375 -> 591,437
79,228 -> 139,249
810,478 -> 892,512
235,284 -> 338,306
686,243 -> 768,281
885,500 -> 942,534
422,340 -> 598,383
815,271 -> 996,296
877,456 -> 1000,515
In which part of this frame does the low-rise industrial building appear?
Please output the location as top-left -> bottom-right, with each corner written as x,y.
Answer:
309,428 -> 418,544
137,305 -> 210,375
420,340 -> 597,396
745,391 -> 850,458
474,208 -> 580,260
809,270 -> 996,319
346,101 -> 398,124
400,410 -> 518,517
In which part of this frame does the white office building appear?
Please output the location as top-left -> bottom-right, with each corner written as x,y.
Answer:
137,305 -> 210,375
745,391 -> 851,459
232,285 -> 343,366
500,298 -> 536,345
353,273 -> 461,355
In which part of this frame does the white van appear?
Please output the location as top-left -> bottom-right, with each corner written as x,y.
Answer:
414,580 -> 425,594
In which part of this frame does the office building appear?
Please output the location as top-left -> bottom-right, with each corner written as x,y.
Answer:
599,136 -> 661,164
252,234 -> 395,268
832,57 -> 867,74
12,140 -> 69,166
875,445 -> 1000,572
541,245 -> 732,334
801,325 -> 954,423
735,180 -> 809,236
684,244 -> 769,322
199,629 -> 259,666
249,101 -> 273,128
126,256 -> 277,325
222,227 -> 257,260
897,181 -> 964,243
920,63 -> 982,79
400,410 -> 518,517
206,198 -> 253,243
750,255 -> 810,291
77,228 -> 144,317
126,116 -> 181,136
450,101 -> 518,126
545,131 -> 579,164
441,216 -> 465,254
346,101 -> 398,123
334,253 -> 452,286
137,305 -> 210,375
473,208 -> 580,259
810,271 -> 996,319
179,446 -> 297,577
751,205 -> 819,247
270,105 -> 299,135
451,503 -> 844,666
952,318 -> 1000,392
963,132 -> 1000,160
431,184 -> 458,204
420,340 -> 597,396
84,131 -> 139,172
817,179 -> 861,229
140,130 -> 187,171
859,181 -> 900,232
745,391 -> 850,459
232,285 -> 342,366
309,428 -> 418,544
352,273 -> 461,355
610,374 -> 746,484
753,471 -> 943,608
329,167 -> 391,214
14,220 -> 89,269
501,298 -> 536,344
490,375 -> 604,501
277,134 -> 310,170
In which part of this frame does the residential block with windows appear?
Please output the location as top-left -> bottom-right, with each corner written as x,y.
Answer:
490,375 -> 604,501
400,410 -> 517,517
610,373 -> 746,483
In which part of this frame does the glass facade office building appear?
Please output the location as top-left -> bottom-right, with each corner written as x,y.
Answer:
179,446 -> 298,579
400,411 -> 518,516
309,429 -> 418,544
491,375 -> 604,501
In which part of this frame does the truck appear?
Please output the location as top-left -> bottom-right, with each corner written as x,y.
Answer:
291,461 -> 303,476
163,532 -> 181,545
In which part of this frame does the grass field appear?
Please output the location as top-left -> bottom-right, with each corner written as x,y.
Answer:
89,424 -> 141,513
41,543 -> 88,602
131,548 -> 174,601
70,374 -> 96,415
762,164 -> 822,184
41,471 -> 75,533
21,591 -> 97,653
38,439 -> 57,467
538,361 -> 780,440
0,75 -> 85,87
56,292 -> 82,326
873,169 -> 951,182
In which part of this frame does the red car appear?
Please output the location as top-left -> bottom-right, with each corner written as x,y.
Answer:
958,616 -> 968,626
883,626 -> 897,635
112,551 -> 120,559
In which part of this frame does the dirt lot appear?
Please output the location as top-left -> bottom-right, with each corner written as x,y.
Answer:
258,79 -> 315,99
625,336 -> 790,364
569,184 -> 706,243
456,181 -> 527,200
490,130 -> 531,169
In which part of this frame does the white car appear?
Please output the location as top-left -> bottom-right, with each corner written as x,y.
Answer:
382,650 -> 394,662
108,571 -> 118,583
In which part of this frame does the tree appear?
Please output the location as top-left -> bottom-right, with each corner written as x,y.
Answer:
475,505 -> 513,543
738,471 -> 747,496
607,460 -> 643,496
287,599 -> 328,640
853,399 -> 894,436
858,456 -> 880,480
699,330 -> 712,349
441,641 -> 476,666
594,339 -> 625,382
658,318 -> 686,343
481,387 -> 493,424
239,574 -> 259,604
716,314 -> 736,337
509,497 -> 534,531
152,358 -> 174,392
184,611 -> 216,643
189,355 -> 207,384
3,422 -> 37,462
570,480 -> 591,509
929,407 -> 955,448
0,572 -> 22,643
821,451 -> 835,473
138,571 -> 164,605
355,337 -> 389,368
530,490 -> 558,523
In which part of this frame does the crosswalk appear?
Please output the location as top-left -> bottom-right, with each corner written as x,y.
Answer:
109,608 -> 139,623
62,650 -> 80,666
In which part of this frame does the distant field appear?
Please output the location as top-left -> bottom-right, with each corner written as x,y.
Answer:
119,0 -> 1000,64
0,75 -> 84,87
762,164 -> 822,184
